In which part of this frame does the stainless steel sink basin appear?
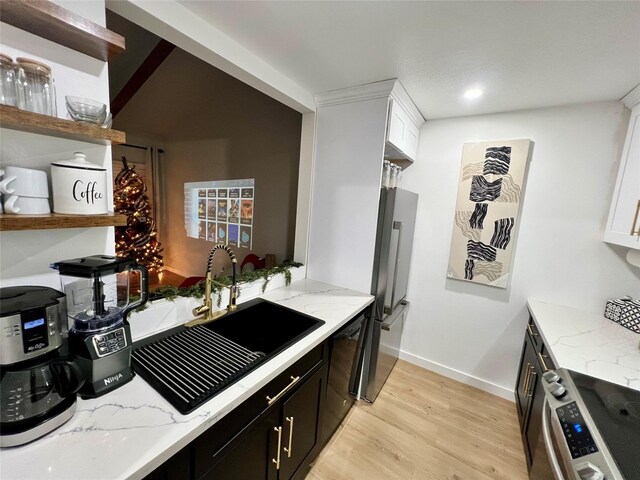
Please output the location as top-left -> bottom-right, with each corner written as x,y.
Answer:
131,299 -> 324,414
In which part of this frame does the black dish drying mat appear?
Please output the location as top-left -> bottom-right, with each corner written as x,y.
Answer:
132,325 -> 266,414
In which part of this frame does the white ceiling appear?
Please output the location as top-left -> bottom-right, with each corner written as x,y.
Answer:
179,0 -> 640,119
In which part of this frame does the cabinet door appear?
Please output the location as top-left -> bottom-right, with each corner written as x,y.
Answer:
605,103 -> 640,248
200,409 -> 280,480
279,364 -> 327,480
386,99 -> 419,162
515,333 -> 537,426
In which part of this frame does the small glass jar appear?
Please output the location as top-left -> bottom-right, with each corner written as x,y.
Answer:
382,160 -> 391,189
0,53 -> 18,107
389,163 -> 398,189
16,57 -> 56,116
395,165 -> 402,188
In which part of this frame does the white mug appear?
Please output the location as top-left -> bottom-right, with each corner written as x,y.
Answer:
0,165 -> 49,198
4,195 -> 50,214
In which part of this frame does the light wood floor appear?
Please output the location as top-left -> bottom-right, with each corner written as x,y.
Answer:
307,360 -> 528,480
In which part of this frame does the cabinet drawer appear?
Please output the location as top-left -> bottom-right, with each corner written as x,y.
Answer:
193,343 -> 326,479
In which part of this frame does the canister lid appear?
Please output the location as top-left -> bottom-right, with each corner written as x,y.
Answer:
51,152 -> 106,171
0,53 -> 13,64
50,255 -> 137,277
15,57 -> 51,75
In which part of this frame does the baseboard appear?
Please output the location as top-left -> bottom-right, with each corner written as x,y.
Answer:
398,350 -> 515,402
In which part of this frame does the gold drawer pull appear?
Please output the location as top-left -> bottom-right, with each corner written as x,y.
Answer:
526,323 -> 538,337
272,426 -> 282,470
631,199 -> 640,236
523,363 -> 531,394
284,416 -> 294,458
537,352 -> 550,372
527,370 -> 537,397
266,376 -> 300,406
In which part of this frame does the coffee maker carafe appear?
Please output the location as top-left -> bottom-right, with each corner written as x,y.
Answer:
51,255 -> 148,398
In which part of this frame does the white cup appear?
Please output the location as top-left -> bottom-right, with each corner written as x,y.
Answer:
4,195 -> 50,214
0,165 -> 49,198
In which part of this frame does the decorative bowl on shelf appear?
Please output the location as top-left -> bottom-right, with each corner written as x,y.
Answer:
65,96 -> 107,124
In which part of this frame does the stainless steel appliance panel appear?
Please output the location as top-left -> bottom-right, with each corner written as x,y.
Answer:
530,369 -> 632,480
356,187 -> 418,403
364,301 -> 407,402
383,190 -> 418,316
0,286 -> 67,366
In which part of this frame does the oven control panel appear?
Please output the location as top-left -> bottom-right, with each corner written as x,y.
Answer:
556,401 -> 599,459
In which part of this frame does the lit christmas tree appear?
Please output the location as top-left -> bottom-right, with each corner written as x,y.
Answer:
114,156 -> 164,279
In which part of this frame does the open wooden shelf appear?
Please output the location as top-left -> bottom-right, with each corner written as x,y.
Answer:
0,105 -> 126,145
0,212 -> 128,232
0,0 -> 125,62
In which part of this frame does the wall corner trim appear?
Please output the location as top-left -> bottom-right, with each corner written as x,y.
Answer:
621,84 -> 640,109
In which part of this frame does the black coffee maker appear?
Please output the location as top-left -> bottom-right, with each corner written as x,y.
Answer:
0,286 -> 84,447
51,255 -> 148,398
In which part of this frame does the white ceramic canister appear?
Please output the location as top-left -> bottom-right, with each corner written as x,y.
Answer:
51,153 -> 108,214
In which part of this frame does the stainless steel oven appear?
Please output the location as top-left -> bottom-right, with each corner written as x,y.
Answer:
530,368 -> 639,480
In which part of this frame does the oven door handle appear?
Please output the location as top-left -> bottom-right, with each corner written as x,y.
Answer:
542,396 -> 566,480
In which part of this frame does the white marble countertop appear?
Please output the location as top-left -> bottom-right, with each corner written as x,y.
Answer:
0,279 -> 374,480
527,300 -> 640,391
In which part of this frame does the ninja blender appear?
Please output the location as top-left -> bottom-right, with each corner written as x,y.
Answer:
51,255 -> 148,398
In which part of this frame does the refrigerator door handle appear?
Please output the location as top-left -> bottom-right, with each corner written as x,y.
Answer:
384,221 -> 403,315
381,302 -> 407,331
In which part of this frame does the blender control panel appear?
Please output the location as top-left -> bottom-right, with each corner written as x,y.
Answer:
93,327 -> 127,357
556,401 -> 598,458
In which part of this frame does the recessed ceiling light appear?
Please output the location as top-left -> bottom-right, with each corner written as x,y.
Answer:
464,88 -> 484,100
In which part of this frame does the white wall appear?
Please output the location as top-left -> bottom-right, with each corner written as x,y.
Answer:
400,101 -> 640,399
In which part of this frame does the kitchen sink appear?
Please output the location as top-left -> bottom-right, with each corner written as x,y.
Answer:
203,299 -> 324,356
131,299 -> 324,414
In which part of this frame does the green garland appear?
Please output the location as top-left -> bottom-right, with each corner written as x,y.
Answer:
149,260 -> 302,304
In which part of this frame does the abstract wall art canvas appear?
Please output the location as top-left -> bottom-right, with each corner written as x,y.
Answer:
447,139 -> 532,288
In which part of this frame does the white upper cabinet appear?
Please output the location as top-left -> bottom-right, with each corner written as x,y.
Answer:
385,93 -> 421,162
604,86 -> 640,249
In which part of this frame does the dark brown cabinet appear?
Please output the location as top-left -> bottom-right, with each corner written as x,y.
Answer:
200,363 -> 327,480
515,316 -> 556,469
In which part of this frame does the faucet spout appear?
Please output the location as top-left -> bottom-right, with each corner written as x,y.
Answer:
187,244 -> 238,327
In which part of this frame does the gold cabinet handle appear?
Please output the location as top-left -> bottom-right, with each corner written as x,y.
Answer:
266,376 -> 300,406
522,363 -> 531,394
527,370 -> 537,397
526,323 -> 538,337
537,352 -> 550,372
272,426 -> 282,470
631,199 -> 640,236
284,416 -> 294,458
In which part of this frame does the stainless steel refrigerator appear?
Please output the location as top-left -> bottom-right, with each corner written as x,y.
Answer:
350,187 -> 419,402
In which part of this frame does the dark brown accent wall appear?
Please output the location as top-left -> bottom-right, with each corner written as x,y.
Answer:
113,49 -> 302,277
